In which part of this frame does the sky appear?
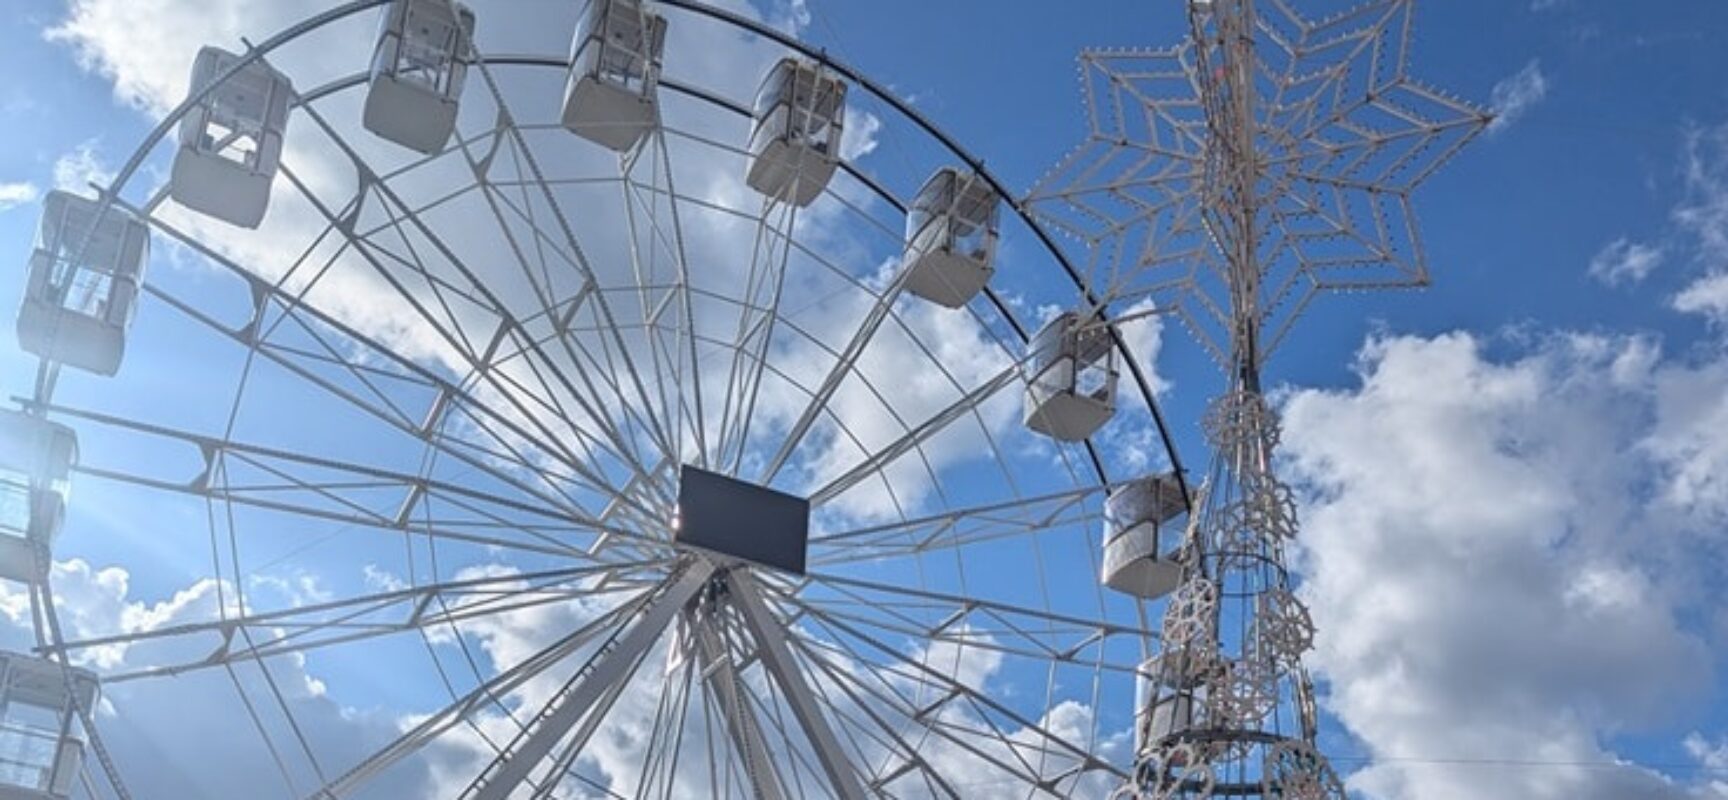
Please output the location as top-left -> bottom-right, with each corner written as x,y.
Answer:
0,0 -> 1726,798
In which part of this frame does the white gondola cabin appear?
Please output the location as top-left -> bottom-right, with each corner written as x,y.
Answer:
17,191 -> 148,376
1023,311 -> 1118,441
1101,472 -> 1186,599
745,58 -> 846,207
363,0 -> 476,155
170,47 -> 293,229
562,0 -> 668,152
1135,661 -> 1199,754
0,652 -> 98,799
0,411 -> 75,585
901,168 -> 999,308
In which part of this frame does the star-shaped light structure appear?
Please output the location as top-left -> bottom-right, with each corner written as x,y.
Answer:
1030,0 -> 1491,370
1029,2 -> 1491,796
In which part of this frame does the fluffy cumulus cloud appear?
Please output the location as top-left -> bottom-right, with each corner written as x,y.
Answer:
47,0 -> 336,115
1116,298 -> 1169,396
1685,735 -> 1728,798
1280,331 -> 1728,800
0,560 -> 415,798
1488,60 -> 1548,135
1676,273 -> 1728,324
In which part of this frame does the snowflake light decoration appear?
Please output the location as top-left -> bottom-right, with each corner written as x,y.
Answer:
1029,0 -> 1490,369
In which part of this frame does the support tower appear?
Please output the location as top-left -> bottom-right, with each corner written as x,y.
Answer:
1030,0 -> 1491,795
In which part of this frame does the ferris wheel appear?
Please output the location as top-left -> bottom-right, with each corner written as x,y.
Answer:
1,1 -> 1197,797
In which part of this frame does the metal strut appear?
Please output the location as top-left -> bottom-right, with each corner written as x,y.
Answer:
459,558 -> 716,800
33,542 -> 135,800
689,591 -> 788,800
727,570 -> 866,800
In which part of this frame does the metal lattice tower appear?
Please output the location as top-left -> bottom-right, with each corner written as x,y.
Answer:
1029,0 -> 1489,796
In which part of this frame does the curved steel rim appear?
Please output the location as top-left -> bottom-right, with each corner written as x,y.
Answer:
89,0 -> 1192,506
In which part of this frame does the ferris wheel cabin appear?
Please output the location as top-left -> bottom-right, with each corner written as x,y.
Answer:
1101,472 -> 1186,600
17,192 -> 148,377
745,58 -> 846,207
169,47 -> 293,229
1023,311 -> 1119,441
562,0 -> 668,152
363,0 -> 476,155
1135,665 -> 1199,755
901,168 -> 999,308
0,412 -> 75,586
0,653 -> 98,800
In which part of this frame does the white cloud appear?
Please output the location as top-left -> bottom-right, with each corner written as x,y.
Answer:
1673,122 -> 1728,325
840,107 -> 883,161
0,560 -> 422,798
1675,272 -> 1728,325
1676,124 -> 1728,260
47,0 -> 333,115
1689,734 -> 1728,771
51,139 -> 116,192
1686,735 -> 1728,799
1531,0 -> 1569,10
1488,60 -> 1549,135
0,181 -> 39,211
1115,298 -> 1169,395
1644,355 -> 1728,521
1589,237 -> 1665,286
1094,298 -> 1174,476
1282,331 -> 1726,800
767,0 -> 811,35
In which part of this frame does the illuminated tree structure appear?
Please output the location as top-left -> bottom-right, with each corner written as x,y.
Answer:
1030,0 -> 1490,795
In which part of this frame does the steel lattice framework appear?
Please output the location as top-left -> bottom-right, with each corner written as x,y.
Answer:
3,1 -> 1207,798
1029,0 -> 1488,796
1031,0 -> 1488,371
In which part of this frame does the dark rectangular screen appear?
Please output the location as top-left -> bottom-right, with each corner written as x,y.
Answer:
675,465 -> 810,575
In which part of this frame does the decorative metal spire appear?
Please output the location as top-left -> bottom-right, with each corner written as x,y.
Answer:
1029,1 -> 1489,796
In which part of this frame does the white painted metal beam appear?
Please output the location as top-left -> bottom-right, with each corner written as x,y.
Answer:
727,569 -> 866,800
692,603 -> 789,800
462,559 -> 716,800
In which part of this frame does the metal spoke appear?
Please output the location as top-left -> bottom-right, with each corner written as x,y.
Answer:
270,89 -> 666,515
808,365 -> 1019,508
29,401 -> 671,560
808,483 -> 1108,564
729,569 -> 866,800
757,269 -> 907,486
115,198 -> 632,520
793,571 -> 1148,675
455,37 -> 681,496
272,157 -> 651,512
776,600 -> 1085,795
758,580 -> 1120,782
451,133 -> 677,494
459,559 -> 714,800
691,595 -> 792,800
47,562 -> 666,682
305,578 -> 661,799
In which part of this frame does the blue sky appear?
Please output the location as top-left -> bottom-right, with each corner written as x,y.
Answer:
2,1 -> 1728,798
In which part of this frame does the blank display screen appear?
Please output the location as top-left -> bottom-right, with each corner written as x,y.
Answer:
675,465 -> 810,575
